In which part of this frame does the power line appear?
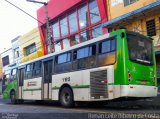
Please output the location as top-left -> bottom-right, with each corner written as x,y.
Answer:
4,0 -> 43,25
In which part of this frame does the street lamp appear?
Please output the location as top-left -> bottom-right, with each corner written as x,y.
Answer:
26,0 -> 53,54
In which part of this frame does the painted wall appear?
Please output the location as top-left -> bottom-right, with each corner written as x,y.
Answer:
107,0 -> 157,20
37,0 -> 82,26
0,55 -> 3,80
19,28 -> 44,63
0,48 -> 13,72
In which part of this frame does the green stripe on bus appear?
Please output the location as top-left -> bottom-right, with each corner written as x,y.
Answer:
52,84 -> 117,90
108,83 -> 114,85
52,85 -> 90,90
23,88 -> 42,91
72,85 -> 90,89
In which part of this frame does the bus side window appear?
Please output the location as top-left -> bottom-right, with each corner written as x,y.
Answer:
55,52 -> 72,73
98,38 -> 116,66
73,45 -> 96,70
33,61 -> 41,78
25,64 -> 33,79
88,44 -> 96,68
11,68 -> 17,80
3,73 -> 10,85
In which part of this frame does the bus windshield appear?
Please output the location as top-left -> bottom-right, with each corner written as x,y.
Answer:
127,33 -> 153,65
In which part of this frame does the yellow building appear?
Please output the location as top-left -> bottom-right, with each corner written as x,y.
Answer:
19,28 -> 44,63
105,0 -> 160,83
0,55 -> 3,79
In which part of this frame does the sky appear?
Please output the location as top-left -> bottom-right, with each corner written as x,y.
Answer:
0,0 -> 46,53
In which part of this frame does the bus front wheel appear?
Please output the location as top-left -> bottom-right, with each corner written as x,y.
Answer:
10,91 -> 17,104
60,87 -> 74,108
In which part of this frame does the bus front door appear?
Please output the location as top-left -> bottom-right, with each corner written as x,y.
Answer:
43,60 -> 53,100
18,68 -> 25,99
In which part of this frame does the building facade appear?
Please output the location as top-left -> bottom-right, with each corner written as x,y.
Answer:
0,48 -> 14,94
19,28 -> 44,63
11,36 -> 21,65
37,0 -> 108,54
0,48 -> 14,72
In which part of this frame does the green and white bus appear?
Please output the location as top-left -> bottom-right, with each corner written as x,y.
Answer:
3,29 -> 157,107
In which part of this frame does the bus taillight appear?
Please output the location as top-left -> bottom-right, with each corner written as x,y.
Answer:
101,80 -> 108,84
128,72 -> 132,82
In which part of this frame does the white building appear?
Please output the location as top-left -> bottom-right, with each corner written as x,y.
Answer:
11,36 -> 21,65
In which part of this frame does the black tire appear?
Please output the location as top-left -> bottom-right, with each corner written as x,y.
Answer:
10,91 -> 17,104
18,99 -> 24,104
60,87 -> 74,108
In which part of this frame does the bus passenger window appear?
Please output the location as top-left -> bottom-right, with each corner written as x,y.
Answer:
56,52 -> 71,64
98,38 -> 116,66
99,40 -> 111,53
73,45 -> 97,69
111,39 -> 115,51
25,64 -> 33,79
33,61 -> 41,77
11,68 -> 17,80
55,52 -> 72,73
77,47 -> 90,59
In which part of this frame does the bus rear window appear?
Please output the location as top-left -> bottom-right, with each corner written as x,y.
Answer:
127,33 -> 153,65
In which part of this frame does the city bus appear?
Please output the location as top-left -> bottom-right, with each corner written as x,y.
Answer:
3,29 -> 157,107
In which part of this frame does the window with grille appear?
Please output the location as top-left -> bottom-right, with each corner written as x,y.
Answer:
124,0 -> 138,6
25,43 -> 36,56
2,56 -> 9,67
51,0 -> 103,51
146,19 -> 156,36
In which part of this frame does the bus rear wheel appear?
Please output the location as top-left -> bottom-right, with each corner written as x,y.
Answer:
60,87 -> 74,108
10,91 -> 17,104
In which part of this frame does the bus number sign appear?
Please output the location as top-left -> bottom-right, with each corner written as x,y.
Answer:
62,77 -> 70,82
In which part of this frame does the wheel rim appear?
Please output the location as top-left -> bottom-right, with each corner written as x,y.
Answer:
63,92 -> 70,104
11,93 -> 15,103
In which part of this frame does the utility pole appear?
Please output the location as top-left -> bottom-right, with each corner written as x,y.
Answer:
26,0 -> 53,54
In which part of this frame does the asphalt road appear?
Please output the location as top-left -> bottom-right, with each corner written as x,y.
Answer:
0,97 -> 160,119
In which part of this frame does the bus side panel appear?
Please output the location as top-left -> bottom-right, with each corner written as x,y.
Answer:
3,80 -> 18,99
52,71 -> 83,101
52,65 -> 115,101
23,77 -> 42,100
